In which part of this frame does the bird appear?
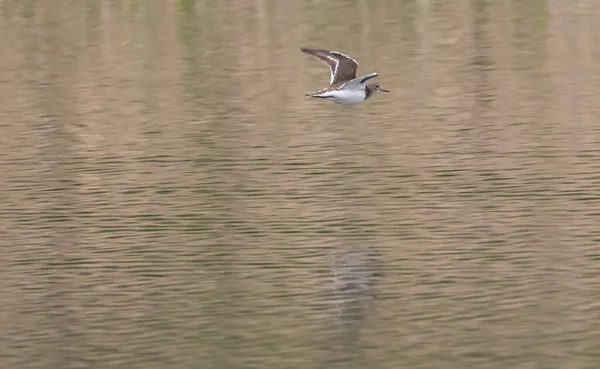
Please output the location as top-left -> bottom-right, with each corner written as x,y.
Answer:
301,47 -> 389,104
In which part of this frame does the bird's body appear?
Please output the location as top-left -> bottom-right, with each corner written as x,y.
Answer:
311,88 -> 368,105
301,48 -> 389,104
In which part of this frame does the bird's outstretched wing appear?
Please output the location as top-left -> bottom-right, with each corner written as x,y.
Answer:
301,48 -> 359,87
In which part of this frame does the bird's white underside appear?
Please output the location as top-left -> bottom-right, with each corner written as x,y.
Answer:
311,72 -> 379,104
313,89 -> 366,105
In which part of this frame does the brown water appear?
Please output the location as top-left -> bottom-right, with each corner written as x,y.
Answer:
1,1 -> 600,368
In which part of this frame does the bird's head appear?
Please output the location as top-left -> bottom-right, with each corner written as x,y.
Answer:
369,83 -> 390,93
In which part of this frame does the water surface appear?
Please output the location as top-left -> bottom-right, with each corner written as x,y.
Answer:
1,1 -> 599,368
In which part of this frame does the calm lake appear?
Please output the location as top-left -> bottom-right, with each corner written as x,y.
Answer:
1,1 -> 599,368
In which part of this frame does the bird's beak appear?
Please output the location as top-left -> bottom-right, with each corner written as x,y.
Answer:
379,87 -> 390,93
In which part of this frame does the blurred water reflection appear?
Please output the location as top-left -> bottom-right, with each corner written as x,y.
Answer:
1,1 -> 599,368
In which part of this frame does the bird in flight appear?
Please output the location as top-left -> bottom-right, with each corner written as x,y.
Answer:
301,48 -> 389,104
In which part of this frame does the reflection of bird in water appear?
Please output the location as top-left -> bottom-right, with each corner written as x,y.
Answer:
319,249 -> 378,368
330,249 -> 378,321
331,249 -> 376,294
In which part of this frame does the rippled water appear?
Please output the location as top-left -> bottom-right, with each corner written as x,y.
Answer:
1,1 -> 600,368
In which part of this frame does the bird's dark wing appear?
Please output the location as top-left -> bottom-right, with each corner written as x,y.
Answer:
301,48 -> 359,87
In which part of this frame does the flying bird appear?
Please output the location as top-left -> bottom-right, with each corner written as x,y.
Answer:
301,48 -> 389,104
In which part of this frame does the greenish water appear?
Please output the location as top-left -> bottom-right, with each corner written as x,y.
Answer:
1,1 -> 599,368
